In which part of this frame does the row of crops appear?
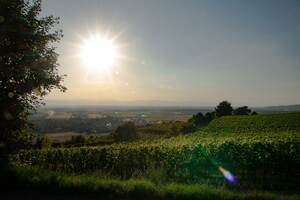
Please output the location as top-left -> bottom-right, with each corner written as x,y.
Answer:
12,130 -> 300,191
204,112 -> 300,133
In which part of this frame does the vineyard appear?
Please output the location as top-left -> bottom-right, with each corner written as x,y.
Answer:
11,113 -> 300,192
203,112 -> 300,133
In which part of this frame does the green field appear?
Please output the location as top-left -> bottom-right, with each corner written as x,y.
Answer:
204,112 -> 300,133
9,113 -> 300,199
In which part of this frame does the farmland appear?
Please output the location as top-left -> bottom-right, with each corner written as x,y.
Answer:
2,0 -> 300,199
10,112 -> 300,198
204,112 -> 300,133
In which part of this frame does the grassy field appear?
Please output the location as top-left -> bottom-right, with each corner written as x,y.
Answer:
8,113 -> 300,198
1,166 -> 298,200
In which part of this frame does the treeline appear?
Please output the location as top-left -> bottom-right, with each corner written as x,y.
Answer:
182,101 -> 257,133
34,134 -> 115,149
34,101 -> 258,147
112,121 -> 186,142
104,101 -> 258,142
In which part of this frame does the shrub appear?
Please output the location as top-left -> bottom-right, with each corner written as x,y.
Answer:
233,106 -> 252,115
113,122 -> 139,142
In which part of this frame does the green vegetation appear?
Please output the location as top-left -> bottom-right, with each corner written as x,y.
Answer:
182,112 -> 216,133
0,0 -> 65,152
113,122 -> 139,142
137,121 -> 186,137
2,165 -> 297,200
12,113 -> 300,192
182,101 -> 257,134
233,106 -> 252,115
1,1 -> 297,199
204,112 -> 300,133
215,101 -> 234,117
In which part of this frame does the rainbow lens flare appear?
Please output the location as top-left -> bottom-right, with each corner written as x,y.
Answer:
218,166 -> 237,184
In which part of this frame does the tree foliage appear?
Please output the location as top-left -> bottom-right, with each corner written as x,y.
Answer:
215,101 -> 233,117
183,111 -> 216,133
113,122 -> 139,142
188,112 -> 216,126
0,0 -> 65,152
233,106 -> 252,115
251,111 -> 258,115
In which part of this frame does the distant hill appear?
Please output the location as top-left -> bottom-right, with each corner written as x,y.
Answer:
45,100 -> 300,113
255,104 -> 300,112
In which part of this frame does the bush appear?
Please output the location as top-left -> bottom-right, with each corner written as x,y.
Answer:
233,106 -> 252,115
113,122 -> 139,142
183,112 -> 216,133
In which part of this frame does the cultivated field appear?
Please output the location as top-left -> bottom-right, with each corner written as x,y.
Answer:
11,112 -> 300,199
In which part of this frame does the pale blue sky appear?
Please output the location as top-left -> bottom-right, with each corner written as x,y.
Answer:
43,0 -> 300,106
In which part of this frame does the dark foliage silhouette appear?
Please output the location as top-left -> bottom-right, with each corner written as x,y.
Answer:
0,0 -> 66,153
113,122 -> 139,142
233,106 -> 252,115
215,101 -> 233,117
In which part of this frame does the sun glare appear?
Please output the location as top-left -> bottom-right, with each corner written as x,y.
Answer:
80,35 -> 118,72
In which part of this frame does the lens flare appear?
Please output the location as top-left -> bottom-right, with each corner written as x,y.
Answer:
218,166 -> 237,184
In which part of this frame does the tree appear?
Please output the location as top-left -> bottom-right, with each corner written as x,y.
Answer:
0,0 -> 66,152
183,111 -> 216,134
188,112 -> 205,126
251,111 -> 258,115
188,112 -> 216,127
215,101 -> 233,117
113,122 -> 139,142
233,106 -> 252,115
204,111 -> 216,121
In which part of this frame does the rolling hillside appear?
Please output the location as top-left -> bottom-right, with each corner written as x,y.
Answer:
203,112 -> 300,133
12,112 -> 300,193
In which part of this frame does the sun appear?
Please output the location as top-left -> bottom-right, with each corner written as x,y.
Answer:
80,34 -> 118,72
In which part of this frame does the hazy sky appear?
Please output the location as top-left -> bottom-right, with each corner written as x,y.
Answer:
42,0 -> 300,106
